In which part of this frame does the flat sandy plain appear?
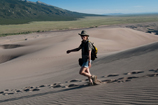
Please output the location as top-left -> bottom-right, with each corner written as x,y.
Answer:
0,25 -> 158,105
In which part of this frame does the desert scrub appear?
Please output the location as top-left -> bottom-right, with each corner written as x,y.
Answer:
1,15 -> 158,36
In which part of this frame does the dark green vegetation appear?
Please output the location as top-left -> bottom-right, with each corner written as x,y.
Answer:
0,0 -> 98,25
1,15 -> 158,36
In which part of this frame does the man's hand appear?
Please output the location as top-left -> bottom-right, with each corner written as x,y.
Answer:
66,50 -> 71,54
88,61 -> 91,68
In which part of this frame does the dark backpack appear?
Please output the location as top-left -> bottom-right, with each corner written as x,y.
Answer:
89,41 -> 98,61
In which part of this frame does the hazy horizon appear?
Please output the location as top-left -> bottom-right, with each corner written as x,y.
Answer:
28,0 -> 158,15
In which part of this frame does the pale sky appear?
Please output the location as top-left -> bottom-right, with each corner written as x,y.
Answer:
29,0 -> 158,14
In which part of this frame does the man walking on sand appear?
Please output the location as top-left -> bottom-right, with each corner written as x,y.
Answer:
66,30 -> 97,85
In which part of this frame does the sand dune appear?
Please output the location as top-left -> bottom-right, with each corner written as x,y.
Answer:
0,27 -> 158,105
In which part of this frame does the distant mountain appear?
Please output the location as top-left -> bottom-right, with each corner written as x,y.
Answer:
0,0 -> 98,25
104,12 -> 158,16
103,13 -> 124,16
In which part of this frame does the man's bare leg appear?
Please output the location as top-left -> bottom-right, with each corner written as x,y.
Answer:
79,67 -> 93,84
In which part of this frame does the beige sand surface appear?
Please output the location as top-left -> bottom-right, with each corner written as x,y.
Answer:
0,27 -> 158,105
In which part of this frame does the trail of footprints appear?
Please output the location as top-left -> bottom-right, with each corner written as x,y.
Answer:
0,69 -> 158,96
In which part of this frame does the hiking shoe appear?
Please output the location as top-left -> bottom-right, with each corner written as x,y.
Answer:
91,75 -> 97,85
88,82 -> 94,86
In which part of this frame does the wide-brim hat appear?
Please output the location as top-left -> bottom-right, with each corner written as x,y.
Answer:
78,30 -> 89,37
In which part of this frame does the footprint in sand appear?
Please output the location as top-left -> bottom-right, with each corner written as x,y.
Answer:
53,82 -> 61,85
68,84 -> 79,88
53,83 -> 65,88
66,79 -> 82,83
124,70 -> 144,75
145,73 -> 158,77
102,79 -> 117,83
149,69 -> 158,73
39,85 -> 47,88
23,86 -> 40,92
102,73 -> 119,78
0,90 -> 15,95
48,84 -> 54,87
32,88 -> 40,91
69,79 -> 82,82
16,89 -> 22,93
23,88 -> 31,92
0,91 -> 4,95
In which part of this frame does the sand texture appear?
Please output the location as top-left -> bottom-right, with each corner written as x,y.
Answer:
0,27 -> 158,105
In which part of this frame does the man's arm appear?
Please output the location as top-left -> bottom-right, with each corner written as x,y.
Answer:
88,50 -> 91,68
88,50 -> 91,62
67,46 -> 81,54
